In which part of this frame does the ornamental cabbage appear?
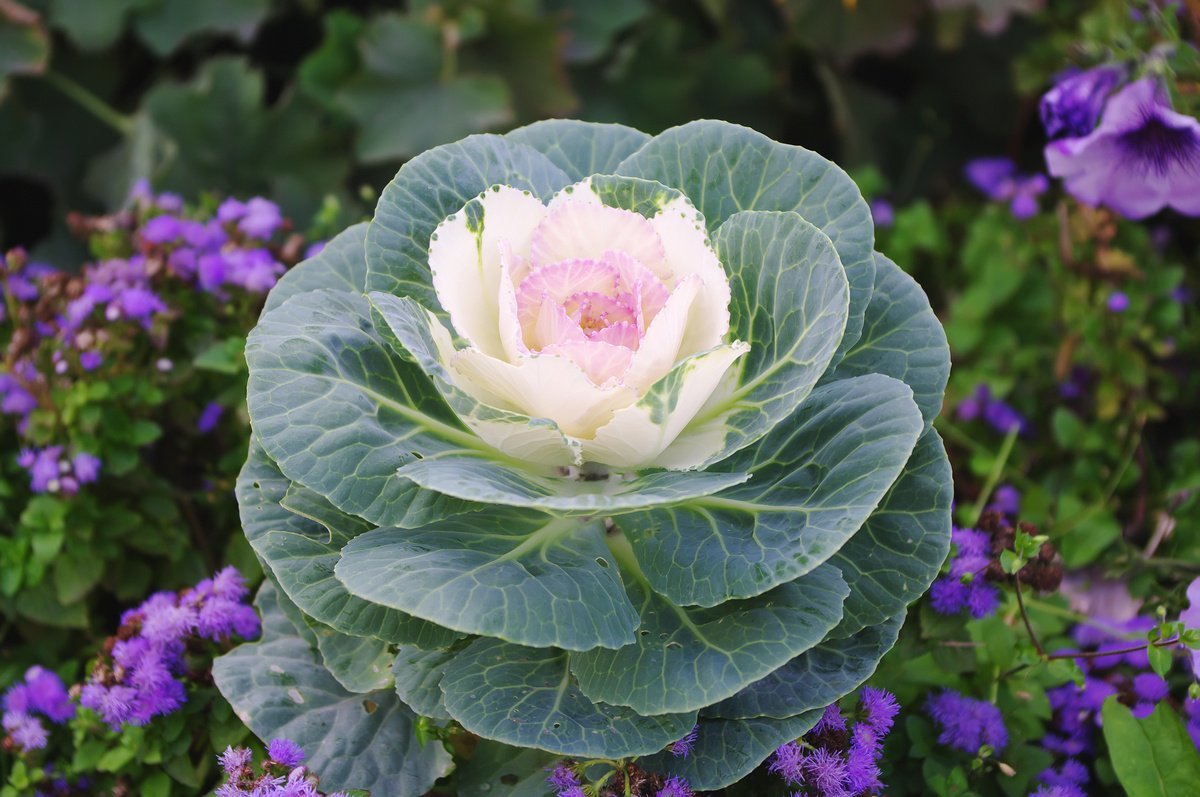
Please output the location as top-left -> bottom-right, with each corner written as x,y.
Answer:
214,119 -> 952,795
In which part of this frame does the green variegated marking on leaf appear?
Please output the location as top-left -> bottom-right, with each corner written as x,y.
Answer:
263,222 -> 368,315
616,119 -> 874,358
707,610 -> 905,720
820,252 -> 950,428
237,443 -> 462,649
830,429 -> 952,637
571,541 -> 847,715
212,582 -> 453,797
505,120 -> 651,181
440,637 -> 698,757
393,643 -> 466,721
308,619 -> 395,694
622,374 -> 923,608
658,210 -> 850,467
637,710 -> 823,791
366,134 -> 571,303
334,514 -> 639,651
368,291 -> 581,467
587,174 -> 686,219
246,289 -> 487,528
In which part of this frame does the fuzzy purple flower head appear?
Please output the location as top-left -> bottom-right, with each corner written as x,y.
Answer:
926,689 -> 1008,754
965,157 -> 1049,219
1046,78 -> 1200,218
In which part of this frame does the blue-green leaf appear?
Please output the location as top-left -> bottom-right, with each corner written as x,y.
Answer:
439,637 -> 697,758
820,252 -> 950,428
571,558 -> 847,715
616,120 -> 874,356
366,134 -> 570,302
505,119 -> 651,181
707,610 -> 905,719
308,620 -> 395,694
264,222 -> 368,315
392,643 -> 465,721
212,582 -> 453,796
830,429 -> 952,636
335,515 -> 638,651
454,740 -> 558,797
622,374 -> 923,607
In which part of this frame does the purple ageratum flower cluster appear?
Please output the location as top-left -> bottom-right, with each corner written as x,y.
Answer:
80,566 -> 259,730
15,446 -> 101,495
670,724 -> 698,757
930,527 -> 1001,619
768,688 -> 900,796
925,690 -> 1008,755
216,739 -> 349,797
988,484 -> 1020,517
656,776 -> 693,797
546,763 -> 585,797
1045,76 -> 1200,218
956,384 -> 1031,436
1,667 -> 75,753
964,157 -> 1049,219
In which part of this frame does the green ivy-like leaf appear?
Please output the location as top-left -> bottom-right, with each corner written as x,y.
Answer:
505,119 -> 651,180
830,429 -> 952,636
439,637 -> 697,757
820,252 -> 950,428
366,134 -> 570,302
571,559 -> 847,715
335,514 -> 639,651
1101,697 -> 1200,797
212,582 -> 453,796
615,119 -> 874,358
132,0 -> 269,56
264,222 -> 368,315
707,610 -> 905,719
621,374 -> 923,607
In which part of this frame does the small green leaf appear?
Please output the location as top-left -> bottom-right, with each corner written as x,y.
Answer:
1147,644 -> 1173,678
1101,697 -> 1200,797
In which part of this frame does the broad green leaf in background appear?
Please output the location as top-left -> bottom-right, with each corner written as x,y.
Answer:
616,119 -> 875,359
830,428 -> 952,636
820,252 -> 950,428
546,0 -> 650,62
212,582 -> 453,797
335,514 -> 639,651
392,643 -> 465,721
621,374 -> 923,607
1101,697 -> 1200,797
131,0 -> 270,56
48,0 -> 153,51
439,637 -> 697,758
264,222 -> 369,314
505,119 -> 651,180
366,134 -> 570,301
454,740 -> 557,797
307,619 -> 395,694
570,561 -> 848,715
708,610 -> 905,719
637,710 -> 824,791
0,8 -> 49,101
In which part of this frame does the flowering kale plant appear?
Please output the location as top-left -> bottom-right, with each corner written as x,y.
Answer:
212,118 -> 951,794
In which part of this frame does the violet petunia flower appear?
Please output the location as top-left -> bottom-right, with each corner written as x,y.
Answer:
1180,576 -> 1200,678
1040,65 -> 1124,140
1045,78 -> 1200,219
965,157 -> 1049,219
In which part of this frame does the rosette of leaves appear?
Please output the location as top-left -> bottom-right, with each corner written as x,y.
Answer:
214,119 -> 951,794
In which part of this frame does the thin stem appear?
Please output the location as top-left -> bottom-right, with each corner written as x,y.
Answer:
1045,637 -> 1179,662
42,70 -> 133,135
935,421 -> 1039,492
1013,578 -> 1046,658
968,425 -> 1020,526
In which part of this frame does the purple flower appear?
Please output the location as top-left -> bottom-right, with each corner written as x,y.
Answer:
1045,78 -> 1200,219
21,446 -> 64,493
198,401 -> 224,434
957,384 -> 1030,436
72,452 -> 101,485
870,198 -> 894,228
812,702 -> 847,735
546,763 -> 583,797
141,215 -> 185,244
1030,786 -> 1087,797
268,738 -> 306,768
1132,672 -> 1169,704
1107,291 -> 1129,312
845,724 -> 883,793
238,198 -> 283,239
1180,576 -> 1200,677
304,241 -> 326,259
2,711 -> 48,752
218,745 -> 253,776
217,198 -> 248,224
965,157 -> 1049,219
803,747 -> 850,797
114,286 -> 167,325
931,527 -> 1000,619
860,687 -> 900,734
79,351 -> 103,371
988,484 -> 1020,517
20,667 -> 74,723
1040,65 -> 1124,140
926,690 -> 1008,754
656,776 -> 693,797
768,740 -> 806,785
670,724 -> 698,757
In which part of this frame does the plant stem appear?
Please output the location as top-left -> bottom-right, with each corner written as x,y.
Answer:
936,421 -> 1038,492
1013,578 -> 1046,657
42,70 -> 133,135
968,425 -> 1020,526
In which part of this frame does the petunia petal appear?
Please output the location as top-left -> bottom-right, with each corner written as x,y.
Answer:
649,195 -> 730,355
583,342 -> 749,469
430,186 -> 548,358
530,198 -> 670,278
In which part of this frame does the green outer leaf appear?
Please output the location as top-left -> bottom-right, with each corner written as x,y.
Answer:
820,252 -> 950,429
616,119 -> 874,357
622,373 -> 923,607
586,173 -> 685,218
571,561 -> 847,715
264,222 -> 368,315
671,209 -> 848,466
454,740 -> 558,797
505,119 -> 651,181
132,0 -> 269,56
637,710 -> 823,791
707,609 -> 905,719
1101,697 -> 1200,797
335,515 -> 639,651
830,429 -> 952,637
212,582 -> 453,796
439,637 -> 697,757
309,620 -> 395,694
392,644 -> 463,721
246,289 -> 477,528
237,441 -> 461,649
366,133 -> 570,302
